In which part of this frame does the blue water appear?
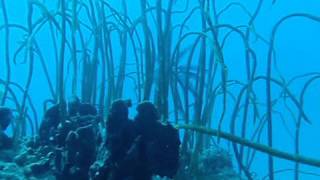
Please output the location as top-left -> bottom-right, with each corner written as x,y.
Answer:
1,0 -> 320,179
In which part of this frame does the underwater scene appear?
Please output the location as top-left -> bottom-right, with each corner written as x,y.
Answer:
1,0 -> 320,179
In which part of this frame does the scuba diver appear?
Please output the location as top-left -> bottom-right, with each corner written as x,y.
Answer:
0,107 -> 13,149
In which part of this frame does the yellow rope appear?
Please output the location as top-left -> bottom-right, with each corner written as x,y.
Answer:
176,124 -> 320,168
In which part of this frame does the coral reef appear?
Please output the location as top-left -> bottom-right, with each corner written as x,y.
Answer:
0,111 -> 100,180
176,146 -> 242,180
197,147 -> 241,180
1,0 -> 320,178
0,139 -> 55,179
0,105 -> 240,180
0,140 -> 241,180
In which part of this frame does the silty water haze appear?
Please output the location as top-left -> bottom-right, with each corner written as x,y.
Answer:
1,0 -> 320,179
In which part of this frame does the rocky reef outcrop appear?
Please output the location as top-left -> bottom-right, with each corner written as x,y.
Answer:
0,102 -> 242,180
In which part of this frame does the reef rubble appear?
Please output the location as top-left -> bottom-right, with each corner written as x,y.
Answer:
0,103 -> 242,180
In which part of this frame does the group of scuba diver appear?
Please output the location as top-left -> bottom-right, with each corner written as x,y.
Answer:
0,98 -> 181,180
